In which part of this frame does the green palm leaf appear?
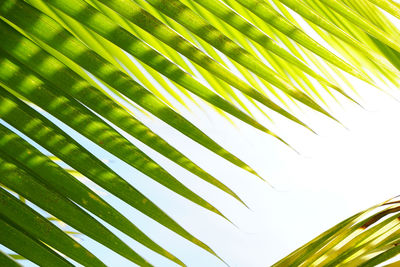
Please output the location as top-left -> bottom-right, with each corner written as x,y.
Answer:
0,250 -> 21,267
0,124 -> 184,266
0,87 -> 216,260
0,188 -> 107,267
0,0 -> 264,177
0,154 -> 153,266
274,197 -> 400,266
1,0 -> 400,265
0,217 -> 73,267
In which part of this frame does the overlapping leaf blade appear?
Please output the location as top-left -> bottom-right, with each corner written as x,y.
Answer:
0,154 -> 152,266
0,250 -> 21,267
0,0 -> 264,177
0,85 -> 217,260
0,188 -> 107,267
0,216 -> 73,267
0,124 -> 184,266
0,18 -> 245,205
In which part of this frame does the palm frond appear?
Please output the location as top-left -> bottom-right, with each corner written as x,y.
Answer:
1,0 -> 400,265
274,197 -> 400,266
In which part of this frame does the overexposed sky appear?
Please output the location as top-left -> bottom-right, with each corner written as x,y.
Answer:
5,59 -> 400,267
6,42 -> 400,267
52,73 -> 400,267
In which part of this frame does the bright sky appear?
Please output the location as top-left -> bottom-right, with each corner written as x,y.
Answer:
5,44 -> 400,267
51,74 -> 400,267
3,59 -> 400,267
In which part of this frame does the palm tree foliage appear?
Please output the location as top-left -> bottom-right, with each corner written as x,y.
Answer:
273,197 -> 400,267
1,0 -> 400,265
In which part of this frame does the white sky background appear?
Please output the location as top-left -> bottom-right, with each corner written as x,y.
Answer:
93,14 -> 400,265
8,53 -> 400,266
129,78 -> 400,267
4,5 -> 400,267
8,72 -> 400,267
44,73 -> 400,267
